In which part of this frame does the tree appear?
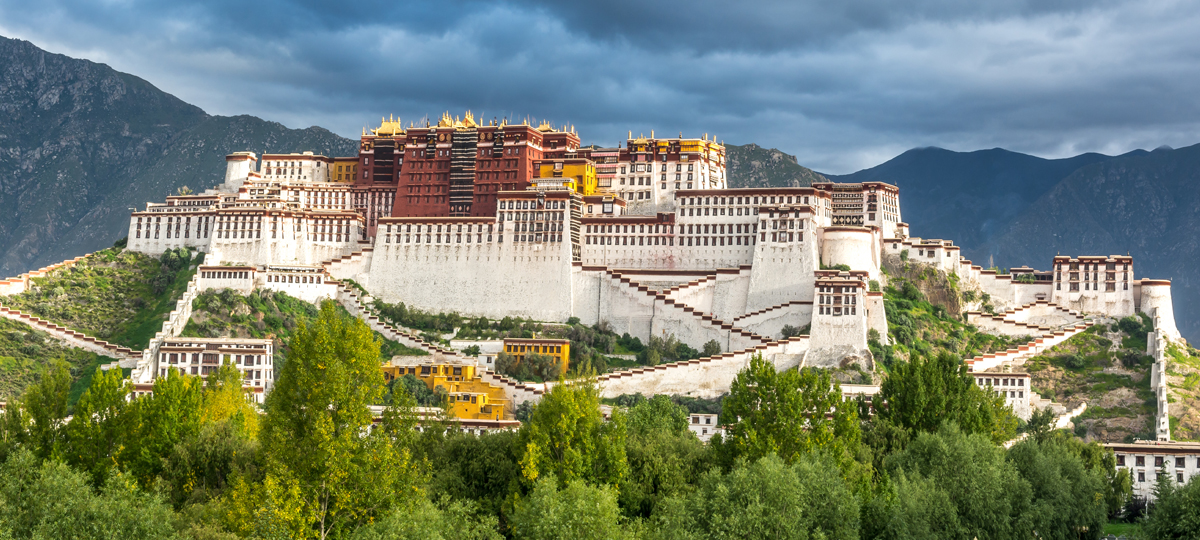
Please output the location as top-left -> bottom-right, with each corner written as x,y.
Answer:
651,453 -> 859,540
259,301 -> 425,539
701,340 -> 722,358
122,368 -> 204,486
1006,438 -> 1107,540
423,430 -> 524,519
719,355 -> 860,466
518,379 -> 627,488
1143,474 -> 1200,539
64,367 -> 132,486
349,496 -> 501,540
878,351 -> 1017,444
509,476 -> 631,540
885,424 -> 1033,540
860,470 -> 960,540
21,361 -> 72,461
0,448 -> 177,539
620,396 -> 709,518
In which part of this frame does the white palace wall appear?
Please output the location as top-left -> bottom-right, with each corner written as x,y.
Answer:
745,238 -> 818,313
368,238 -> 576,323
821,227 -> 881,281
709,268 -> 752,322
735,302 -> 813,341
1142,282 -> 1180,341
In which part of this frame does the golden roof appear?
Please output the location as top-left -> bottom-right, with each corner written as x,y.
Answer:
371,114 -> 405,137
536,120 -> 554,132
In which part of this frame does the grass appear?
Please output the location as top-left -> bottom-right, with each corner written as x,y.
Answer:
0,317 -> 116,404
0,247 -> 200,350
1102,521 -> 1141,536
182,288 -> 426,363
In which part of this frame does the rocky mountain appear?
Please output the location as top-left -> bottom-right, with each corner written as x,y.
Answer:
981,144 -> 1200,343
825,147 -> 1127,256
819,145 -> 1200,344
725,143 -> 827,188
0,36 -> 357,276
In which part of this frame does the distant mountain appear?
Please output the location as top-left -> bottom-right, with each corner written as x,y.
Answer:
725,143 -> 827,188
815,145 -> 1200,343
982,144 -> 1200,343
824,147 -> 1125,255
0,36 -> 356,276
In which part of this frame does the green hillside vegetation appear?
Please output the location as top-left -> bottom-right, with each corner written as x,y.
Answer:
0,317 -> 114,403
1023,317 -> 1157,443
1164,340 -> 1200,441
182,288 -> 426,363
370,299 -> 711,377
0,305 -> 1159,538
875,278 -> 1026,370
0,246 -> 199,350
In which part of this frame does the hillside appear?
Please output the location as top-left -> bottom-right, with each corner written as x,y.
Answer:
182,288 -> 427,363
725,143 -> 827,188
0,246 -> 198,350
0,36 -> 357,277
981,144 -> 1200,344
0,317 -> 113,402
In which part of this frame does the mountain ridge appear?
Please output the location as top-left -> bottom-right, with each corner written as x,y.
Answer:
0,35 -> 357,276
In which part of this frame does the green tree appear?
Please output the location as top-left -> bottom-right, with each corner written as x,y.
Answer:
1143,473 -> 1200,539
719,355 -> 860,466
620,396 -> 708,518
21,361 -> 72,461
518,379 -> 627,488
701,340 -> 722,358
509,476 -> 631,540
860,470 -> 960,540
259,302 -> 425,539
424,430 -> 524,519
651,453 -> 859,540
349,496 -> 501,540
878,351 -> 1017,444
885,424 -> 1032,539
1006,438 -> 1107,540
122,369 -> 204,486
63,367 -> 132,486
0,448 -> 177,539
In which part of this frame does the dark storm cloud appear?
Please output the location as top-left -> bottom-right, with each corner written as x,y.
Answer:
1,0 -> 1199,173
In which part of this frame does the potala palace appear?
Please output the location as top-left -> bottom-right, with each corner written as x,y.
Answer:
91,113 -> 1182,449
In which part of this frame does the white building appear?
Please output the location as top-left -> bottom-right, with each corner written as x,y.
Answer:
1107,442 -> 1200,500
153,336 -> 274,403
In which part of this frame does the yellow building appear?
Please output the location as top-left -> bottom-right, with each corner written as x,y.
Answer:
382,356 -> 509,420
502,338 -> 571,373
333,157 -> 359,183
535,158 -> 597,195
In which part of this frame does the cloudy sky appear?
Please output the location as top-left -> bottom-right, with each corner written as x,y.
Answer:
3,0 -> 1199,173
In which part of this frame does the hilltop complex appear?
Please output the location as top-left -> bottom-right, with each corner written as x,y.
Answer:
113,113 -> 1183,448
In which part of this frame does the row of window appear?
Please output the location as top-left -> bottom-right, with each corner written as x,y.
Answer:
505,344 -> 564,354
202,271 -> 250,280
267,274 -> 323,284
1118,455 -> 1199,468
1060,282 -> 1126,291
818,305 -> 856,316
386,223 -> 495,233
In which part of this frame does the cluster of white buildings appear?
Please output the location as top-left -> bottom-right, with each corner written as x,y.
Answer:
121,137 -> 1183,445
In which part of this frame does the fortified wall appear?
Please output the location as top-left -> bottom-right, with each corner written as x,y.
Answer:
110,139 -> 1184,417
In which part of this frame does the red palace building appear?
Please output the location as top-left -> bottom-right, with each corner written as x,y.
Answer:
355,112 -> 581,220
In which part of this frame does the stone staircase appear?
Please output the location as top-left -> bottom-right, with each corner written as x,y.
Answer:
592,337 -> 809,399
604,269 -> 768,351
0,305 -> 139,362
330,280 -> 547,407
966,322 -> 1095,372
